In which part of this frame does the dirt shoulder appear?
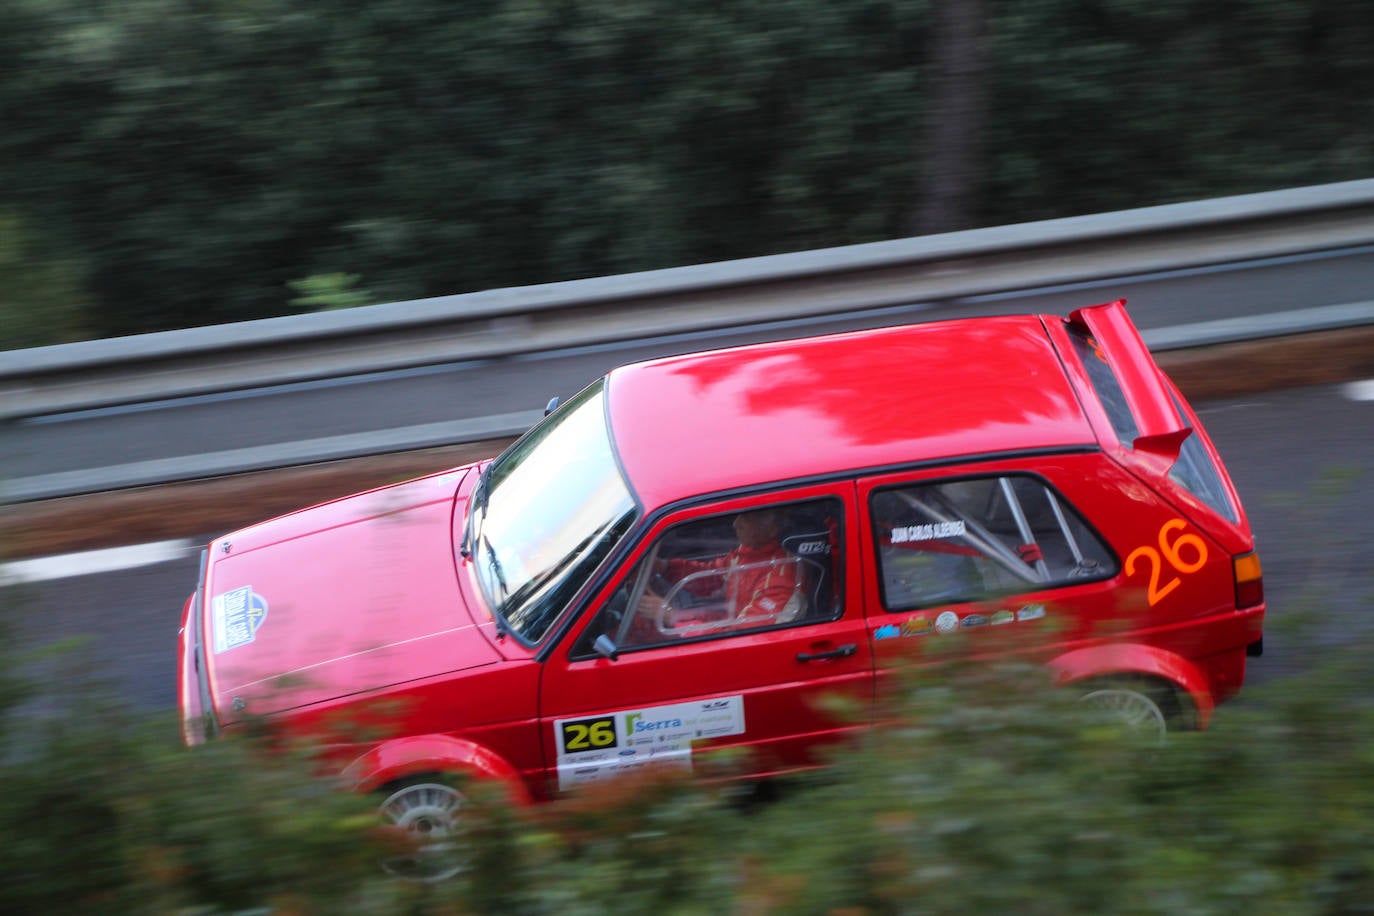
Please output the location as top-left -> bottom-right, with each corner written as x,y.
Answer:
4,326 -> 1373,560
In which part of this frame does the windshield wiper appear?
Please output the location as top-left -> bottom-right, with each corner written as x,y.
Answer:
478,534 -> 512,638
460,464 -> 492,559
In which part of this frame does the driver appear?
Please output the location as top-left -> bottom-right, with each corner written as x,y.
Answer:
638,507 -> 804,632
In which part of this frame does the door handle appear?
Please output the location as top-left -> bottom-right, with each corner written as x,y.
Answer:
797,643 -> 857,662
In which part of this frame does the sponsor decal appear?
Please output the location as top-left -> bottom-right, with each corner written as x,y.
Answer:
901,616 -> 932,636
796,540 -> 829,555
935,611 -> 960,634
875,616 -> 934,641
1016,603 -> 1046,622
554,696 -> 746,790
625,712 -> 686,735
960,613 -> 989,629
891,521 -> 966,544
990,609 -> 1015,626
212,586 -> 269,653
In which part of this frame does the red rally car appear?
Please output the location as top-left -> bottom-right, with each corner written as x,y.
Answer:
178,300 -> 1264,837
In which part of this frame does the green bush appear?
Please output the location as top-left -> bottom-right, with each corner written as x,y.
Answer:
5,632 -> 1374,913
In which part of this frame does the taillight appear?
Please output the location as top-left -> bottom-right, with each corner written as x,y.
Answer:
1233,550 -> 1263,609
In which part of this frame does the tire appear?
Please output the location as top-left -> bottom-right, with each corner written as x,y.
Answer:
1077,680 -> 1177,741
377,777 -> 467,881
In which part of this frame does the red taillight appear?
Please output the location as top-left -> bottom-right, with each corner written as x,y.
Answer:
1233,551 -> 1263,609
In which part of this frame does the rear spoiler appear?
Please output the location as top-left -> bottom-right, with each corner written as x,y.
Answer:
1067,300 -> 1191,460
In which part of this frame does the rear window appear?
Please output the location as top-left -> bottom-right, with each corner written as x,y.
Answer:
1067,325 -> 1140,446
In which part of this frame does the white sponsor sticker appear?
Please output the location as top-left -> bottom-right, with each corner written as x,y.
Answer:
891,520 -> 966,544
934,610 -> 960,634
553,695 -> 746,790
212,585 -> 269,653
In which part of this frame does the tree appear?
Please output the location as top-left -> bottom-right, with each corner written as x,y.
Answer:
911,0 -> 989,235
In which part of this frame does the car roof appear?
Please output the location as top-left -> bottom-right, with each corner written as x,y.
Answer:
606,314 -> 1099,510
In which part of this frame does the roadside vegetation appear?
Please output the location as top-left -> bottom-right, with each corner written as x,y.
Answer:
2,0 -> 1372,347
5,620 -> 1374,914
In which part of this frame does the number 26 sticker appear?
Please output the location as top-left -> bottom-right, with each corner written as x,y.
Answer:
560,715 -> 617,754
1125,519 -> 1208,606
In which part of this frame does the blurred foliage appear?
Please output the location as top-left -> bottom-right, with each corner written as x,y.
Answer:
0,209 -> 91,349
288,272 -> 376,312
7,630 -> 1374,912
0,0 -> 1371,342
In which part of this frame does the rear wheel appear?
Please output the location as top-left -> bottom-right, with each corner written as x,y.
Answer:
1077,679 -> 1187,740
377,778 -> 467,881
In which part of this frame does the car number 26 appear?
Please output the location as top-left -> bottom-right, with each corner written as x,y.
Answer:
561,715 -> 617,753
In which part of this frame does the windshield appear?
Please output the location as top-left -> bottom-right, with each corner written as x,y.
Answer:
470,380 -> 637,643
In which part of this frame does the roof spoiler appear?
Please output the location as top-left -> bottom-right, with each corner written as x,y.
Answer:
1067,299 -> 1191,460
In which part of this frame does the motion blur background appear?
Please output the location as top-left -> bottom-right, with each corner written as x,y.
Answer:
2,0 -> 1372,348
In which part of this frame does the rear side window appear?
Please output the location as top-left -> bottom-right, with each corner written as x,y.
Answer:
871,475 -> 1117,611
1068,326 -> 1238,523
1068,325 -> 1140,446
1168,394 -> 1240,522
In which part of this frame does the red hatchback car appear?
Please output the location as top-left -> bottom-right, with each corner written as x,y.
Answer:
178,300 -> 1263,842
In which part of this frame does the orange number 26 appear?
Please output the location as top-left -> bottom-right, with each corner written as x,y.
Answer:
1124,519 -> 1208,606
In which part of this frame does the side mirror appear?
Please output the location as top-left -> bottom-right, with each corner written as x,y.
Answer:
592,634 -> 619,661
544,396 -> 560,417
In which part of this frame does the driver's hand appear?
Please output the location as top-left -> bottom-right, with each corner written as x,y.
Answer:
636,588 -> 667,618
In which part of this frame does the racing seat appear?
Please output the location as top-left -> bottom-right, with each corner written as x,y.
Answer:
781,527 -> 837,621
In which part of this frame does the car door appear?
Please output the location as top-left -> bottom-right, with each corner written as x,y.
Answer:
538,483 -> 874,793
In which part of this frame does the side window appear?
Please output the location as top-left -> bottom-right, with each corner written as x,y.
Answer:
576,498 -> 843,655
870,475 -> 1117,611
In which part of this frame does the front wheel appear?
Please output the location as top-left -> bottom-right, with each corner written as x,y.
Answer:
377,779 -> 467,881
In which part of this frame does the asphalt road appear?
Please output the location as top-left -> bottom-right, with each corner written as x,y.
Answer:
4,245 -> 1374,497
3,380 -> 1370,713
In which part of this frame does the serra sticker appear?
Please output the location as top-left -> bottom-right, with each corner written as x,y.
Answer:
553,696 -> 746,790
1125,519 -> 1209,606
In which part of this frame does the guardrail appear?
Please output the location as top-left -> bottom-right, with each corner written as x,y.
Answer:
5,179 -> 1374,420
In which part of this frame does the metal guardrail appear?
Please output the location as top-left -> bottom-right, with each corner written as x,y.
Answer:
10,300 -> 1374,504
4,179 -> 1374,420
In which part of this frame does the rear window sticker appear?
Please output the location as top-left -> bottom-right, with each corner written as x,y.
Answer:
212,586 -> 269,653
891,521 -> 966,544
554,695 -> 746,791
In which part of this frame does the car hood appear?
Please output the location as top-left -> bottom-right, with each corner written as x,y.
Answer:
198,464 -> 498,725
